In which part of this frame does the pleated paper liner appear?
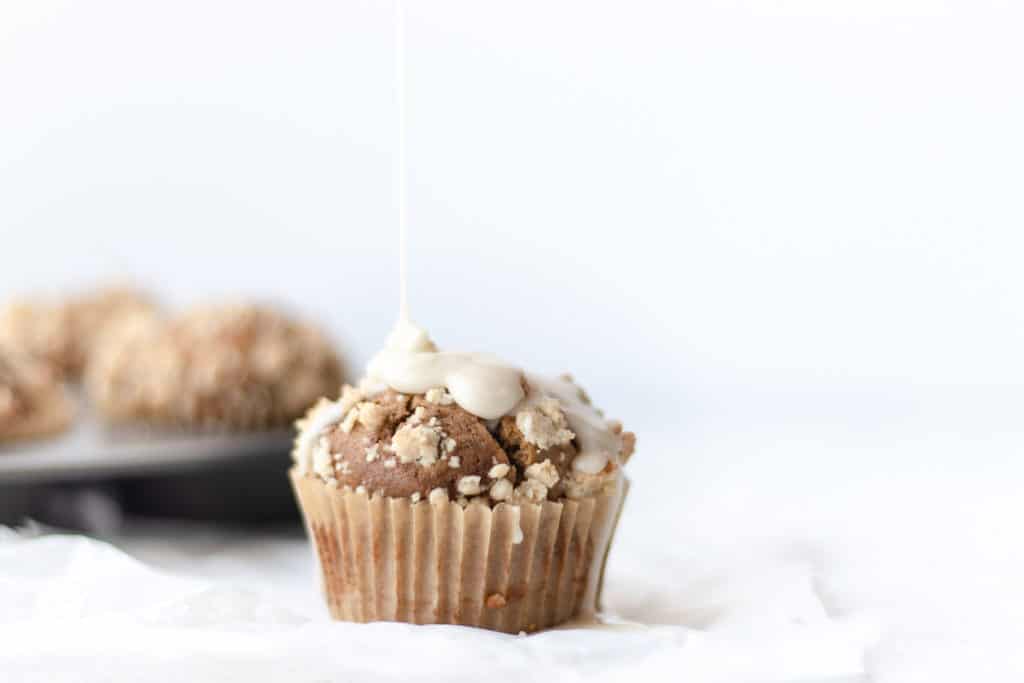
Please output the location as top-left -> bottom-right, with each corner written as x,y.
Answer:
290,469 -> 628,633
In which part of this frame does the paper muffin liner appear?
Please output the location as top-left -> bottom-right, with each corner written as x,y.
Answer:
290,469 -> 628,633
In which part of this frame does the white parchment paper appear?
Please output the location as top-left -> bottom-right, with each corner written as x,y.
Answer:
5,421 -> 1024,682
0,530 -> 870,683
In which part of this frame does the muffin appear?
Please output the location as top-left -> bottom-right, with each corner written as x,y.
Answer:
69,286 -> 158,366
85,304 -> 345,430
0,286 -> 156,378
290,321 -> 635,633
0,349 -> 74,443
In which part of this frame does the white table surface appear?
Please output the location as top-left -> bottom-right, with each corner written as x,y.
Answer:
3,392 -> 1023,682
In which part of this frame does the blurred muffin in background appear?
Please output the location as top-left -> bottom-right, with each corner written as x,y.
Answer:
0,349 -> 74,443
0,299 -> 76,378
70,286 -> 158,368
86,304 -> 345,430
0,285 -> 156,379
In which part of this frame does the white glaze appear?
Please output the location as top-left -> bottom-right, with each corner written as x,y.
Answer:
366,28 -> 625,474
367,319 -> 525,420
523,374 -> 625,475
366,318 -> 625,473
292,400 -> 349,474
395,1 -> 409,321
576,473 -> 626,617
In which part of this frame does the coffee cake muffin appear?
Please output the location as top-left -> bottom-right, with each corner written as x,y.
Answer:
0,286 -> 156,378
0,350 -> 74,442
290,321 -> 634,633
85,304 -> 344,430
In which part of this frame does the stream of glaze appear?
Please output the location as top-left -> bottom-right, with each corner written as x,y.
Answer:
375,0 -> 621,472
395,1 -> 409,322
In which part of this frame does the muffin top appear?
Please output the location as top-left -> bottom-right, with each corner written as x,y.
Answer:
86,303 -> 345,429
0,286 -> 156,378
0,350 -> 73,441
0,300 -> 77,378
293,321 -> 635,505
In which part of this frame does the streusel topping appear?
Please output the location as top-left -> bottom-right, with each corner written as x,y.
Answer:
293,380 -> 634,505
0,286 -> 156,378
87,304 -> 344,429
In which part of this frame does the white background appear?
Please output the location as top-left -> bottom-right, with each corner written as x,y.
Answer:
4,0 -> 1023,412
3,1 -> 1024,680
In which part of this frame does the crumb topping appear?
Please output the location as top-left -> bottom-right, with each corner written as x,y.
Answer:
457,475 -> 483,496
511,479 -> 548,504
0,286 -> 156,379
311,436 -> 334,480
356,402 -> 388,432
391,422 -> 442,465
339,408 -> 359,433
337,385 -> 365,416
489,478 -> 513,501
293,373 -> 634,505
524,460 -> 560,488
515,397 -> 575,450
87,304 -> 343,429
425,387 -> 454,405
